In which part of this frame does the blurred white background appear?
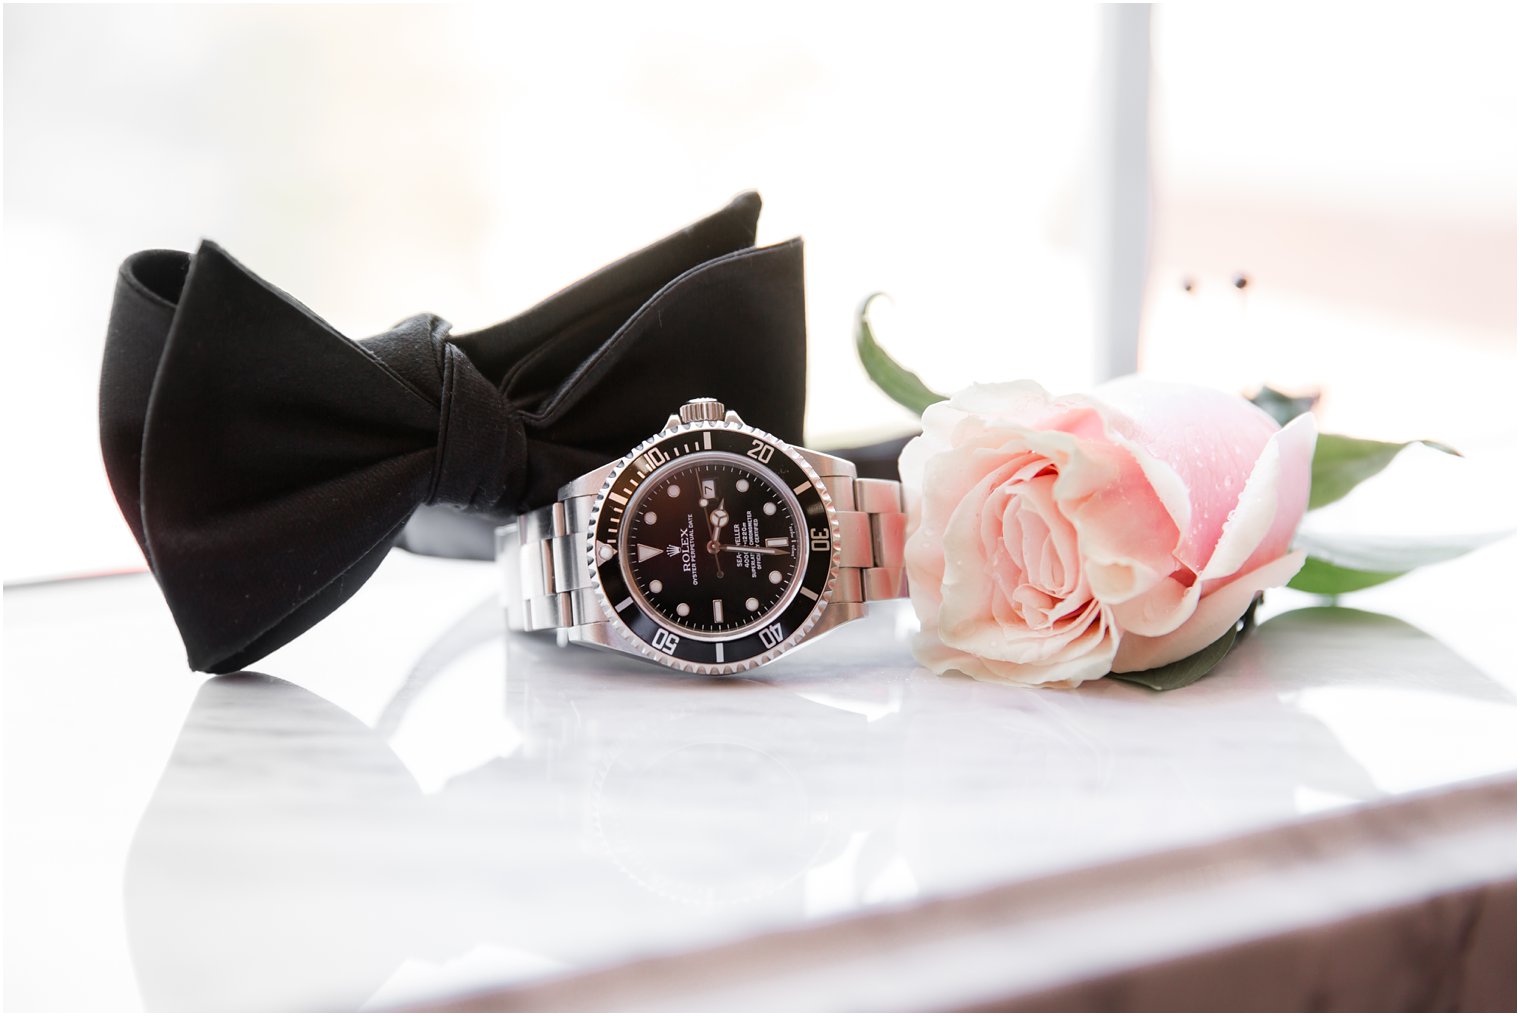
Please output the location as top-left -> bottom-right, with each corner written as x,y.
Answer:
2,3 -> 1515,583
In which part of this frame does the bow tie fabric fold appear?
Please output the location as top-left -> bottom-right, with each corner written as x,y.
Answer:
100,192 -> 807,673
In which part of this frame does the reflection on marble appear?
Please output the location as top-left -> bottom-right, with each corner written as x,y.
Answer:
116,589 -> 1515,1011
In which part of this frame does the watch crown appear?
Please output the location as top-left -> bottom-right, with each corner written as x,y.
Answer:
678,397 -> 726,424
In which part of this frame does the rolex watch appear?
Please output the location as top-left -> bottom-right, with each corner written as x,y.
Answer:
496,398 -> 907,674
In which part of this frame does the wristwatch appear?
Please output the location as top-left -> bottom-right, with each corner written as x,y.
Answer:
497,398 -> 907,674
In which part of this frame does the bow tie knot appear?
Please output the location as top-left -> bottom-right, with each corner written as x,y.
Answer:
428,337 -> 527,512
99,192 -> 807,673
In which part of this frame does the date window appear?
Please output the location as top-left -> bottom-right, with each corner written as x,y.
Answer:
701,478 -> 717,500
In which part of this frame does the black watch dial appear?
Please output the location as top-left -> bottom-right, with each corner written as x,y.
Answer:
592,423 -> 836,673
620,454 -> 803,637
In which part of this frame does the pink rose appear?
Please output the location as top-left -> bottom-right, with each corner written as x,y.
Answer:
899,378 -> 1317,688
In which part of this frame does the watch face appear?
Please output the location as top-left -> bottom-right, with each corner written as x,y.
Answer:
591,423 -> 837,673
620,453 -> 804,639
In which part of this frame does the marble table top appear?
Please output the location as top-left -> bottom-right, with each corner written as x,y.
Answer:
4,543 -> 1515,1011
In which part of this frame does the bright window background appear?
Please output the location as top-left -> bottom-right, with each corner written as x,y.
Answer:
1143,6 -> 1515,448
3,4 -> 1100,583
3,5 -> 1515,587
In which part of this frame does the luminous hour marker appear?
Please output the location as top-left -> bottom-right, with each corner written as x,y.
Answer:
638,544 -> 663,562
715,643 -> 724,662
768,570 -> 783,584
667,484 -> 681,498
643,511 -> 657,524
676,602 -> 691,617
712,599 -> 724,623
745,596 -> 759,611
597,542 -> 616,561
799,586 -> 819,600
735,478 -> 750,492
615,596 -> 634,612
703,432 -> 712,449
763,502 -> 777,516
765,537 -> 788,548
649,579 -> 663,594
793,480 -> 812,494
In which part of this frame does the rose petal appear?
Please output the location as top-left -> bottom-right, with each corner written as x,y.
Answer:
1199,412 -> 1318,583
1093,377 -> 1280,575
1053,435 -> 1179,606
1104,408 -> 1307,636
1108,573 -> 1198,639
937,456 -> 1048,640
914,601 -> 1117,689
1110,551 -> 1306,673
947,380 -> 1071,430
1104,400 -> 1316,639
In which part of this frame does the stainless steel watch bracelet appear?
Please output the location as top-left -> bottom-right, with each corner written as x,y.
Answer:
497,474 -> 908,635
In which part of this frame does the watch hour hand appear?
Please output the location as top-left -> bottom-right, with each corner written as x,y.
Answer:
705,498 -> 727,578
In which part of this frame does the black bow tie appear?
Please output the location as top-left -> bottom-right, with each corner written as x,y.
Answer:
100,192 -> 806,674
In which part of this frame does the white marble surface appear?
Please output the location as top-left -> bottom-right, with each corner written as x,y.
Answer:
4,546 -> 1516,1011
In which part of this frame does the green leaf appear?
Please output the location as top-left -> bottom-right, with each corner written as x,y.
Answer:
1108,623 -> 1238,692
1250,385 -> 1320,427
854,293 -> 947,416
1287,555 -> 1408,594
1310,433 -> 1461,510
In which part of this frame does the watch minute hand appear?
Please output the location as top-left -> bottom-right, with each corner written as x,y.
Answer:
719,544 -> 787,556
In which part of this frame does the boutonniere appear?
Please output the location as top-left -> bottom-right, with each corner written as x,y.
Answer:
856,296 -> 1492,691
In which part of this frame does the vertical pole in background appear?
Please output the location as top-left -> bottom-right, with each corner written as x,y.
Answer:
1094,3 -> 1152,380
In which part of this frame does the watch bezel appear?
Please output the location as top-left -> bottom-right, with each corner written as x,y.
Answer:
587,416 -> 839,675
